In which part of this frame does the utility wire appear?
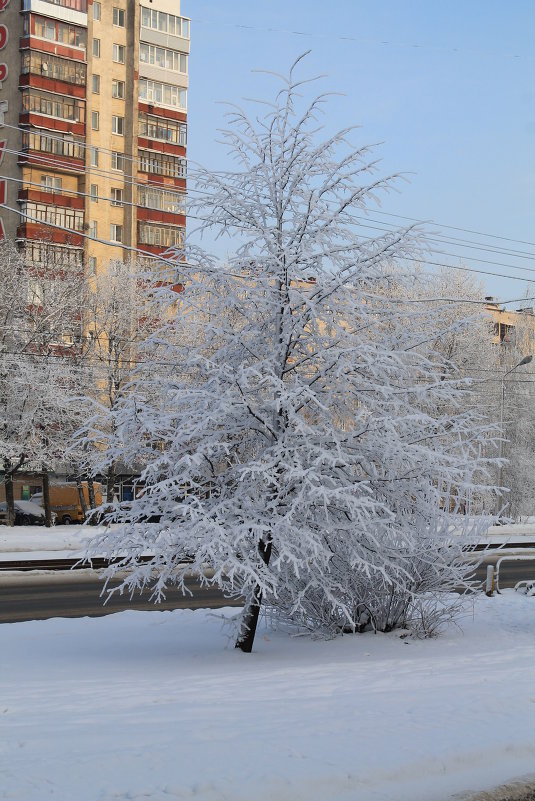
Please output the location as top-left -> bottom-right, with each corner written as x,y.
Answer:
2,119 -> 534,251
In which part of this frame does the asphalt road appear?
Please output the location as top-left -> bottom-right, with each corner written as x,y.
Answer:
1,557 -> 534,624
0,573 -> 243,624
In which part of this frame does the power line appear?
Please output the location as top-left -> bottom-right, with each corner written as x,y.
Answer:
190,17 -> 529,62
2,119 -> 534,252
4,198 -> 535,288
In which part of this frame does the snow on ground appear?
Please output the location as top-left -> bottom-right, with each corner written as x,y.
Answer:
0,524 -> 106,560
1,592 -> 535,801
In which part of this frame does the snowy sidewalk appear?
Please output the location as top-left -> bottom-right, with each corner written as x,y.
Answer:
1,593 -> 535,801
2,522 -> 535,564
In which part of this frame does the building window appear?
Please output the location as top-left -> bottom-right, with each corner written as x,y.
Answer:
89,220 -> 97,239
110,224 -> 123,243
139,43 -> 188,74
112,79 -> 125,99
111,115 -> 124,135
88,256 -> 97,275
140,7 -> 190,39
90,184 -> 98,202
139,79 -> 186,111
23,241 -> 83,269
112,7 -> 125,26
91,110 -> 99,130
93,38 -> 100,58
21,51 -> 87,86
110,188 -> 123,206
137,186 -> 185,213
30,15 -> 87,51
111,151 -> 125,171
138,114 -> 187,146
41,175 -> 62,193
22,89 -> 86,124
23,130 -> 84,160
139,150 -> 186,178
90,146 -> 99,167
112,44 -> 125,64
92,74 -> 100,94
93,2 -> 101,21
21,201 -> 84,231
138,223 -> 184,247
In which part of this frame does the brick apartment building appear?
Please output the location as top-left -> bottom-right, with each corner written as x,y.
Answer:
0,0 -> 188,271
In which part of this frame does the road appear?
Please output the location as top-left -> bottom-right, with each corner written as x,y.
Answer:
1,556 -> 534,624
0,572 -> 242,624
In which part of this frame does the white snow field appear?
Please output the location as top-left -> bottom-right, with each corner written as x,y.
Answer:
1,592 -> 535,801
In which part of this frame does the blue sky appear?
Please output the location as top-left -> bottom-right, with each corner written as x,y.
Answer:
185,1 -> 534,302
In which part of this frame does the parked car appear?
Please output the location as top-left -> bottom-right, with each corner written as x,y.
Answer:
0,500 -> 56,526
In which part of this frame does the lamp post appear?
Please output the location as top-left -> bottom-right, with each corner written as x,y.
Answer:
496,354 -> 533,517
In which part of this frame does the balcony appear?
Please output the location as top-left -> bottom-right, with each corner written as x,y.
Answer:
21,0 -> 88,27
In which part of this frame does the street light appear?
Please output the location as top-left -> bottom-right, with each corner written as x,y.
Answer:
496,354 -> 533,517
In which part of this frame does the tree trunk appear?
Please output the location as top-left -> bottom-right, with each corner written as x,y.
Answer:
75,475 -> 87,520
235,536 -> 273,653
87,477 -> 96,508
41,469 -> 52,527
4,460 -> 15,527
106,463 -> 116,504
235,586 -> 264,653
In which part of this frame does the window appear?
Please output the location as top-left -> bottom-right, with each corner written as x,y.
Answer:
22,89 -> 86,123
111,151 -> 124,171
93,2 -> 101,20
138,114 -> 187,146
41,175 -> 62,193
110,188 -> 123,206
112,79 -> 125,99
91,110 -> 99,130
93,38 -> 100,58
137,186 -> 185,213
23,242 -> 83,269
112,44 -> 125,64
140,8 -> 190,39
23,130 -> 85,160
21,52 -> 87,86
138,223 -> 184,247
110,224 -> 123,243
139,43 -> 188,74
111,115 -> 124,135
90,146 -> 99,167
31,16 -> 87,50
89,220 -> 97,239
88,256 -> 97,275
90,184 -> 98,202
112,7 -> 125,26
21,201 -> 84,231
139,150 -> 186,178
92,74 -> 100,94
139,79 -> 186,110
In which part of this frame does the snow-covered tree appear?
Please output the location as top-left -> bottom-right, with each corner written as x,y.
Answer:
75,259 -> 163,502
85,56 -> 496,651
0,240 -> 86,524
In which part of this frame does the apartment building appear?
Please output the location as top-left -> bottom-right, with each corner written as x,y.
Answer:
0,0 -> 188,272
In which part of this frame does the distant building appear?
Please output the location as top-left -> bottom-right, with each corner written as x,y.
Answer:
0,0 -> 188,271
485,297 -> 535,350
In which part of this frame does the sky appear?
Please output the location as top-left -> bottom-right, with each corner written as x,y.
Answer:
184,0 -> 535,305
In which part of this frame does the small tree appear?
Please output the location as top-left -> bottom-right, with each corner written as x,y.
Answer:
84,57 -> 496,651
76,259 -> 163,502
0,241 -> 85,524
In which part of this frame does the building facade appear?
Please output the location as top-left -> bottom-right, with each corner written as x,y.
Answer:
0,0 -> 188,272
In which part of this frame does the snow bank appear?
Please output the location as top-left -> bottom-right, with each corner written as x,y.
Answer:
1,592 -> 535,801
